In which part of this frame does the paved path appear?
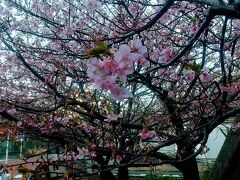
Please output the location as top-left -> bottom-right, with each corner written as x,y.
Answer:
0,158 -> 40,180
0,174 -> 22,180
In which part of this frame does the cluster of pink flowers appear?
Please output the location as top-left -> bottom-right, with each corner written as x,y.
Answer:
104,114 -> 122,122
78,124 -> 96,134
60,23 -> 78,38
75,147 -> 89,159
184,70 -> 196,82
87,39 -> 147,100
158,48 -> 173,63
199,70 -> 213,82
68,145 -> 97,160
128,4 -> 142,15
221,83 -> 240,94
231,122 -> 240,132
138,127 -> 156,140
113,154 -> 127,162
7,108 -> 17,116
44,72 -> 55,84
85,0 -> 102,11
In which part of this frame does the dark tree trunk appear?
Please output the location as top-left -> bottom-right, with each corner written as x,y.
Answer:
118,166 -> 129,180
95,155 -> 116,180
181,157 -> 200,180
100,170 -> 116,180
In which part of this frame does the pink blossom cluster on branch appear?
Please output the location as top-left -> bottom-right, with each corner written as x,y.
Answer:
221,83 -> 240,94
138,127 -> 157,140
87,39 -> 147,100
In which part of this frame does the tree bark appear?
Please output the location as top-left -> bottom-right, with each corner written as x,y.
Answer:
100,170 -> 116,180
118,165 -> 129,180
181,157 -> 200,180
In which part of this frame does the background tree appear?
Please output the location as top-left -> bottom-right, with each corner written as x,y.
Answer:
1,0 -> 240,179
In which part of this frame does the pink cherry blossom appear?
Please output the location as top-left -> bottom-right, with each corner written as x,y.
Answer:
159,48 -> 171,63
130,39 -> 147,65
77,147 -> 89,157
94,76 -> 116,91
84,126 -> 96,134
136,55 -> 147,65
128,5 -> 140,15
17,121 -> 22,127
90,151 -> 97,157
199,71 -> 213,82
170,73 -> 179,80
116,155 -> 122,161
184,70 -> 196,82
86,57 -> 103,79
116,64 -> 133,82
181,1 -> 189,8
231,122 -> 240,132
221,83 -> 240,94
105,114 -> 122,122
178,23 -> 189,32
152,48 -> 160,61
102,59 -> 119,74
104,142 -> 114,148
85,0 -> 102,11
44,73 -> 55,84
114,44 -> 132,63
168,90 -> 175,98
86,44 -> 137,100
110,86 -> 133,100
131,39 -> 147,55
60,26 -> 74,38
7,108 -> 16,115
191,26 -> 198,34
139,128 -> 156,140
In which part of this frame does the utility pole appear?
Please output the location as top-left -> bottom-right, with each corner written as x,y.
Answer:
5,134 -> 9,164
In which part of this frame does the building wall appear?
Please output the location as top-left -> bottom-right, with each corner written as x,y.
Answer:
207,131 -> 240,180
198,124 -> 228,160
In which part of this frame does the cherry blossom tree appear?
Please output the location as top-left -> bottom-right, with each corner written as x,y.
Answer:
1,0 -> 240,179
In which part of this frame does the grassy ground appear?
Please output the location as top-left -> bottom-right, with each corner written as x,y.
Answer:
88,173 -> 210,180
89,177 -> 182,180
128,176 -> 182,180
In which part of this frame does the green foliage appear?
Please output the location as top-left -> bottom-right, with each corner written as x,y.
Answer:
184,61 -> 201,73
85,40 -> 112,57
88,175 -> 182,180
200,164 -> 213,180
